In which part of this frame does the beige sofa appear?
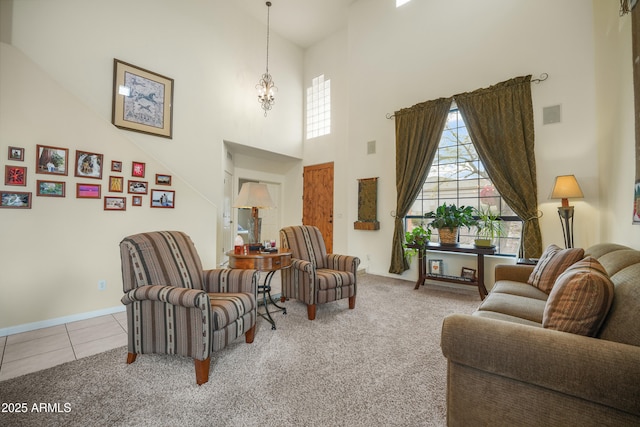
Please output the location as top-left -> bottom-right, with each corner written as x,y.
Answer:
441,243 -> 640,426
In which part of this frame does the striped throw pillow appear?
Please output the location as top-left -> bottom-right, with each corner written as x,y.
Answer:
542,257 -> 614,337
527,244 -> 584,294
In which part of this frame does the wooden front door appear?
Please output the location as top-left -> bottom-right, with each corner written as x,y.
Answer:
303,162 -> 334,253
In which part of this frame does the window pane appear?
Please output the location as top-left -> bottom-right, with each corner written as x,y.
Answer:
403,109 -> 522,255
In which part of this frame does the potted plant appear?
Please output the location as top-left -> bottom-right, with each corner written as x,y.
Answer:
403,224 -> 432,264
474,207 -> 505,247
424,203 -> 476,245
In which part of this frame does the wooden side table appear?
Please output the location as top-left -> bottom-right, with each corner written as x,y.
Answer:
226,249 -> 292,330
407,242 -> 495,300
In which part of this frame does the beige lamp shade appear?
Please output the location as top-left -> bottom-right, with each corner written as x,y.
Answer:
233,182 -> 275,209
550,175 -> 584,207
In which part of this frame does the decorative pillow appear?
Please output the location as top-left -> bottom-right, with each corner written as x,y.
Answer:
542,257 -> 614,337
527,244 -> 584,294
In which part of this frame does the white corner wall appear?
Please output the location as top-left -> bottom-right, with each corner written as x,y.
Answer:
304,0 -> 636,281
0,44 -> 217,333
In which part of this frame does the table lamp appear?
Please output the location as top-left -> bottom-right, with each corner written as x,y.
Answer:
233,182 -> 275,243
550,175 -> 584,248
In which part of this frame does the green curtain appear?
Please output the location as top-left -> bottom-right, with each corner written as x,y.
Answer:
389,97 -> 452,274
455,76 -> 543,258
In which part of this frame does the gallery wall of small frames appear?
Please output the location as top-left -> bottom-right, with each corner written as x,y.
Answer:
1,145 -> 175,210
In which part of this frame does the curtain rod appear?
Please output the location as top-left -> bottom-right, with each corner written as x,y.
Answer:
385,73 -> 549,119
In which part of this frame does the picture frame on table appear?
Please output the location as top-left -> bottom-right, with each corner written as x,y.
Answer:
8,146 -> 24,161
428,259 -> 443,275
36,144 -> 68,176
0,191 -> 32,208
461,267 -> 477,281
104,196 -> 126,211
150,189 -> 174,208
76,183 -> 101,199
74,150 -> 103,179
5,165 -> 27,186
128,180 -> 148,194
155,174 -> 172,186
112,59 -> 174,139
37,180 -> 65,197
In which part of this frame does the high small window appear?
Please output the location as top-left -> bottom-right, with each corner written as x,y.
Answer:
405,109 -> 522,255
396,0 -> 411,7
306,74 -> 331,139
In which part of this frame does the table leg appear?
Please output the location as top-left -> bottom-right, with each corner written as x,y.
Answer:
414,247 -> 426,290
258,271 -> 287,330
477,254 -> 488,300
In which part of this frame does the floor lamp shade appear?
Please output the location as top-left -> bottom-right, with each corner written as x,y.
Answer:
550,175 -> 584,248
233,182 -> 275,243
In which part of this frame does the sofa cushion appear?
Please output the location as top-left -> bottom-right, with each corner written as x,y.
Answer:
528,244 -> 584,294
491,280 -> 549,301
476,292 -> 547,324
542,257 -> 614,337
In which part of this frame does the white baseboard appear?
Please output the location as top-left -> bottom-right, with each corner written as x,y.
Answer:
0,306 -> 126,337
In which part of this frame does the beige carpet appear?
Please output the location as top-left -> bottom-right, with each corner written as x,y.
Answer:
0,274 -> 480,427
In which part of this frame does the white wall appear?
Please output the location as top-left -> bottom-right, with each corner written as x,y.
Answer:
0,44 -> 217,332
9,0 -> 305,266
314,0 -> 608,279
1,0 -> 306,333
593,0 -> 640,246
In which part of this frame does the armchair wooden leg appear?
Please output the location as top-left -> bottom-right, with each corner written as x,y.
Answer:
126,353 -> 137,364
307,304 -> 317,320
349,295 -> 356,309
195,357 -> 210,386
245,324 -> 256,343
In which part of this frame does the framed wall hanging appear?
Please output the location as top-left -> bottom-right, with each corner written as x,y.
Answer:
5,165 -> 27,186
112,59 -> 174,138
8,146 -> 24,161
0,191 -> 32,208
151,189 -> 175,208
37,180 -> 65,197
74,150 -> 103,179
36,144 -> 68,176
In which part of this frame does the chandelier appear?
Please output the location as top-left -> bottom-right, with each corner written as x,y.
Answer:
256,1 -> 277,116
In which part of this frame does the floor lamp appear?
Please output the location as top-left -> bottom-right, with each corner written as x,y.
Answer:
233,182 -> 275,243
550,175 -> 584,249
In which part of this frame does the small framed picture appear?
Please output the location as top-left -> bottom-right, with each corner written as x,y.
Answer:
8,146 -> 24,161
461,267 -> 477,280
155,174 -> 172,186
104,196 -> 126,211
128,180 -> 148,194
76,183 -> 101,199
111,160 -> 123,172
1,191 -> 32,208
5,165 -> 27,186
75,150 -> 103,179
36,144 -> 68,176
429,259 -> 443,275
109,176 -> 124,192
151,189 -> 175,208
132,195 -> 143,206
132,161 -> 145,178
37,180 -> 65,197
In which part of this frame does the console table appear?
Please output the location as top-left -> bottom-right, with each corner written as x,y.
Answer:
226,249 -> 291,330
407,242 -> 495,300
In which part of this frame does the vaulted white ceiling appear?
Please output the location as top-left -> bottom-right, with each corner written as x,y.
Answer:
235,0 -> 357,48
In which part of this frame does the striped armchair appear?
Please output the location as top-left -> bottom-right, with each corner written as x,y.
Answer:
280,225 -> 360,320
120,231 -> 258,385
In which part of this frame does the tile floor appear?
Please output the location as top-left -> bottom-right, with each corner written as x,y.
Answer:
0,311 -> 128,382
